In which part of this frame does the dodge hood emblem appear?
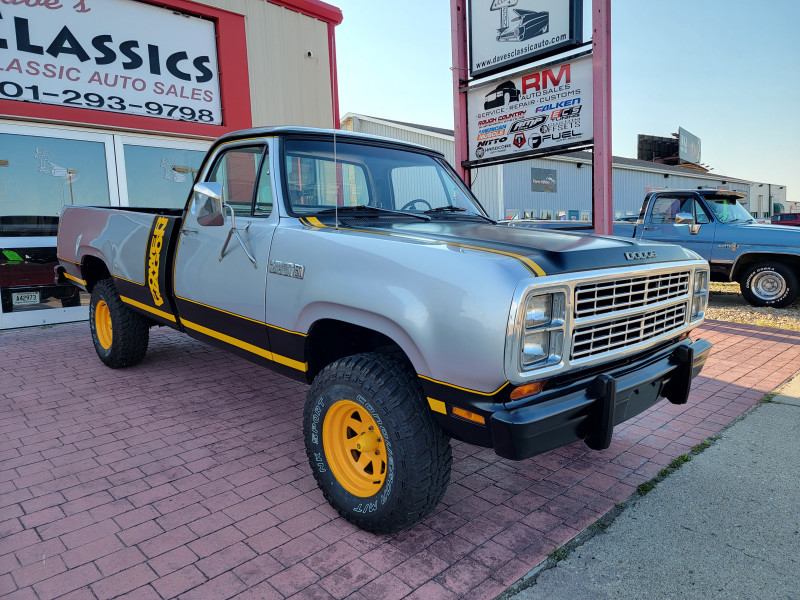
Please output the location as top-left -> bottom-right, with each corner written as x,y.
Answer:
625,251 -> 657,260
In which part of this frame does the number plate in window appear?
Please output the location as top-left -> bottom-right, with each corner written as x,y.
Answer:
12,291 -> 40,306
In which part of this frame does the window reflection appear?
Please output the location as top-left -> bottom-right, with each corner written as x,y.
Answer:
124,145 -> 205,209
0,246 -> 85,313
0,134 -> 111,235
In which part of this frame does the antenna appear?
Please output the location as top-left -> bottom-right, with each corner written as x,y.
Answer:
332,62 -> 339,231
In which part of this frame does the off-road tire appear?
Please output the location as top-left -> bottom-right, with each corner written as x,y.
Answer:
90,279 -> 149,368
303,352 -> 451,534
740,262 -> 799,308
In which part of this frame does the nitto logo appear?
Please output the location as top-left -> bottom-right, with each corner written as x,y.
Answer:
625,251 -> 657,260
148,216 -> 168,306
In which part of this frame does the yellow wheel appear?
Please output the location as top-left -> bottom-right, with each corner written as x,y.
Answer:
304,353 -> 452,534
323,399 -> 387,498
90,279 -> 149,368
94,300 -> 113,350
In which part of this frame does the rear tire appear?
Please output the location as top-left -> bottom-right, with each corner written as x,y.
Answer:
90,279 -> 149,368
303,353 -> 451,534
740,262 -> 798,308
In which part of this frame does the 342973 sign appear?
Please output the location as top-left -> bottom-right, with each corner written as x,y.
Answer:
466,54 -> 592,167
0,0 -> 222,124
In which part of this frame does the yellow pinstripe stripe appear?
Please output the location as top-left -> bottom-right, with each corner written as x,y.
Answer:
181,319 -> 308,372
64,273 -> 86,286
120,296 -> 176,322
419,375 -> 509,397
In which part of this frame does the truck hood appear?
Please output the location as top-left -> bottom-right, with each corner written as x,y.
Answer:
718,221 -> 800,246
349,220 -> 698,276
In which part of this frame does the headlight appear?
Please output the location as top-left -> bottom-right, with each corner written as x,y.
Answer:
522,331 -> 550,366
694,270 -> 709,294
520,292 -> 566,370
525,294 -> 552,329
691,268 -> 710,321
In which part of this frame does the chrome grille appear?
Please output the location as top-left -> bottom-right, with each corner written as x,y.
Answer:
574,271 -> 691,318
571,303 -> 687,361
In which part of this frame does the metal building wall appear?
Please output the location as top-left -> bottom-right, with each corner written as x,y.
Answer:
198,0 -> 335,128
501,157 -> 593,219
348,117 -> 456,166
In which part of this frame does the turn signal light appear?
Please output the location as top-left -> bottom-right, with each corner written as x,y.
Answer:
451,407 -> 486,425
509,380 -> 548,400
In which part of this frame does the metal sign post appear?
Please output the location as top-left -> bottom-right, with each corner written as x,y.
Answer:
592,0 -> 613,235
451,0 -> 470,184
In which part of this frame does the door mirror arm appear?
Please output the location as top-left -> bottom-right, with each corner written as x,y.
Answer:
219,203 -> 258,269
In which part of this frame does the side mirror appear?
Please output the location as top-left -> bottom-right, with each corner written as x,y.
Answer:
675,212 -> 695,225
194,182 -> 224,227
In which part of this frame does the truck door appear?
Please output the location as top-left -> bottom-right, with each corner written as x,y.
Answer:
173,141 -> 277,362
641,193 -> 715,260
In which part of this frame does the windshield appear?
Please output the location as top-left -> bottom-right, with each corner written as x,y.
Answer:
283,139 -> 489,219
706,197 -> 754,224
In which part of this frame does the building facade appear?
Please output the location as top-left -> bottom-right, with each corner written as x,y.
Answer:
341,114 -> 785,223
0,0 -> 341,330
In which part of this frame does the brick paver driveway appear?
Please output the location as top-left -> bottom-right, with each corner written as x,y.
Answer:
2,320 -> 800,599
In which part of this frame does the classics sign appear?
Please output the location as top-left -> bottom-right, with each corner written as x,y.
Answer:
468,0 -> 582,79
466,54 -> 592,165
0,0 -> 222,124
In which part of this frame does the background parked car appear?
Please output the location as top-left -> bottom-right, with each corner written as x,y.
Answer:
770,213 -> 800,226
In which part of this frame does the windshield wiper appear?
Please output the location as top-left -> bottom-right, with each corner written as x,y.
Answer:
424,206 -> 496,223
317,205 -> 430,221
425,206 -> 467,213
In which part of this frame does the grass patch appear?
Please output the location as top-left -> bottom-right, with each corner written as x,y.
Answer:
760,392 -> 777,404
637,481 -> 656,496
589,520 -> 609,533
657,468 -> 672,478
691,440 -> 712,454
668,454 -> 691,469
548,547 -> 569,562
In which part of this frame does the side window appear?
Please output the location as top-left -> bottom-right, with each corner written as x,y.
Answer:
390,166 -> 449,210
649,196 -> 685,224
284,155 -> 370,211
254,150 -> 273,217
208,145 -> 265,217
693,199 -> 711,224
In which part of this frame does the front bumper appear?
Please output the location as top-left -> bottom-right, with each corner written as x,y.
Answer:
490,338 -> 712,460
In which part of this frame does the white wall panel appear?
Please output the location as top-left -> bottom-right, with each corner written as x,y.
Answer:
198,0 -> 334,128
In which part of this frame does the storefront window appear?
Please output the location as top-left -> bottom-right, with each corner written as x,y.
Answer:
0,134 -> 111,236
123,145 -> 206,209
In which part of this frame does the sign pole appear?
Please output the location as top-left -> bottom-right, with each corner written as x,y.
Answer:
592,0 -> 613,235
451,0 -> 470,186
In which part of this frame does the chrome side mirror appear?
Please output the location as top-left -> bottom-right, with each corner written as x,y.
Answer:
675,212 -> 694,225
194,182 -> 224,227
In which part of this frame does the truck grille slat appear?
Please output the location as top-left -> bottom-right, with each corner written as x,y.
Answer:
571,303 -> 687,360
574,271 -> 691,318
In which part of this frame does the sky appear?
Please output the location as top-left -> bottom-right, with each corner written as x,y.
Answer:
333,0 -> 800,203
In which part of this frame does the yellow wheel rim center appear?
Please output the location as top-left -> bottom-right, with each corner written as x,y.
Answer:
95,300 -> 113,350
322,399 -> 387,498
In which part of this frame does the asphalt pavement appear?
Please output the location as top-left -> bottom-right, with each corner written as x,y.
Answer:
503,376 -> 800,600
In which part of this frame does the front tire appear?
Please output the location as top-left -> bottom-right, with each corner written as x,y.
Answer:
740,262 -> 798,308
303,353 -> 451,534
90,279 -> 150,368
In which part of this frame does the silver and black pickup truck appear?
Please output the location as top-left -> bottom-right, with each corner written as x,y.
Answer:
57,127 -> 712,533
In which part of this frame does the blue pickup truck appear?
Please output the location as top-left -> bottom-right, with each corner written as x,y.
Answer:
508,190 -> 800,308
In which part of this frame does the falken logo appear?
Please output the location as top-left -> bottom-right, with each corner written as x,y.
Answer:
625,251 -> 657,260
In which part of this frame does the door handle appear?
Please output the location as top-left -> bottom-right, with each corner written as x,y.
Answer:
181,228 -> 198,235
643,226 -> 658,231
